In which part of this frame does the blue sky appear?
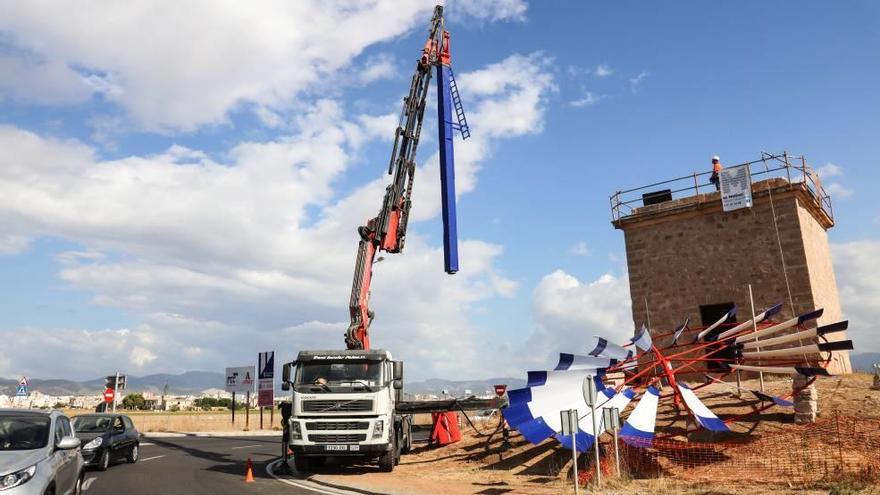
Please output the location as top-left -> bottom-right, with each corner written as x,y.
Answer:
0,1 -> 877,381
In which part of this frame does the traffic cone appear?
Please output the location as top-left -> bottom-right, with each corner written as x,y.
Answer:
244,457 -> 255,483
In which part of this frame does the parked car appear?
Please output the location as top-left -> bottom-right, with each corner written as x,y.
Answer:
70,414 -> 138,471
0,408 -> 84,495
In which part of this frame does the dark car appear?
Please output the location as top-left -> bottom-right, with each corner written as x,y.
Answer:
71,414 -> 139,471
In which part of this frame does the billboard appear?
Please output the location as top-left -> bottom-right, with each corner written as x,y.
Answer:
225,366 -> 256,394
720,164 -> 753,212
257,352 -> 274,407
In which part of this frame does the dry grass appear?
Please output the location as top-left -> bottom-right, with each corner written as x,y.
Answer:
67,409 -> 282,433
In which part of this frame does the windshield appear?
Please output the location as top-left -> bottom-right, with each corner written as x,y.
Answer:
0,416 -> 51,450
295,361 -> 383,391
72,416 -> 112,433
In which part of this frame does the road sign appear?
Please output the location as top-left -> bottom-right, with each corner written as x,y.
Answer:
583,375 -> 601,486
16,377 -> 28,397
103,388 -> 115,403
560,409 -> 579,436
560,408 -> 580,495
582,376 -> 597,407
257,352 -> 274,407
225,366 -> 256,394
494,384 -> 507,397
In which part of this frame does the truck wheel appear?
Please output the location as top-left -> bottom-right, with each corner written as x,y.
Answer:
293,455 -> 310,473
379,428 -> 397,472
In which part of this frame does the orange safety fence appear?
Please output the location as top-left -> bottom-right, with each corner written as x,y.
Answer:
600,415 -> 880,484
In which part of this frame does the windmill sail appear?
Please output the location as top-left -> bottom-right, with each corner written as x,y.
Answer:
733,308 -> 825,343
713,303 -> 784,341
619,386 -> 660,447
695,306 -> 738,342
678,383 -> 729,432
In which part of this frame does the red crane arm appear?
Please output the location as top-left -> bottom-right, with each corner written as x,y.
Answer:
345,7 -> 447,350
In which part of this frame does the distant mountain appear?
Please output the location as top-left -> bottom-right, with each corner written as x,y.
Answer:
405,377 -> 525,397
1,372 -> 526,398
850,352 -> 880,372
0,378 -> 94,396
0,371 -> 226,397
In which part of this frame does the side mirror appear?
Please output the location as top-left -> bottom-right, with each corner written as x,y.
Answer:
393,379 -> 403,390
282,361 -> 295,391
392,361 -> 403,381
57,437 -> 81,450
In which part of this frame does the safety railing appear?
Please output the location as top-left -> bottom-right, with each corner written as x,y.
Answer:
610,152 -> 833,223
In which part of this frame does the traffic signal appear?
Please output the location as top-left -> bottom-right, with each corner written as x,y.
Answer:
104,375 -> 126,390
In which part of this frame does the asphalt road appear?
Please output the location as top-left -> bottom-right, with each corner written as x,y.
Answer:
83,435 -> 327,495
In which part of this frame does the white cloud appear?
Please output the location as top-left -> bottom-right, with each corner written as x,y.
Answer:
832,241 -> 880,352
826,182 -> 854,199
568,242 -> 590,256
446,0 -> 528,22
814,163 -> 853,199
524,270 -> 633,366
0,235 -> 30,255
629,71 -> 649,92
595,64 -> 614,78
817,162 -> 842,178
570,91 -> 604,108
0,1 -> 524,132
358,53 -> 398,84
0,52 -> 555,381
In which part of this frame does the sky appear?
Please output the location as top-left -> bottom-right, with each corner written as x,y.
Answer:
0,1 -> 878,382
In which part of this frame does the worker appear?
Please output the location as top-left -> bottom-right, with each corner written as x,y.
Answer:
710,156 -> 722,191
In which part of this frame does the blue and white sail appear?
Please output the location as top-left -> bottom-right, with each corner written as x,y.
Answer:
619,386 -> 660,447
555,387 -> 636,452
713,303 -> 784,341
729,364 -> 831,376
694,306 -> 738,342
678,383 -> 729,432
671,318 -> 690,344
507,373 -> 606,445
554,353 -> 616,371
630,325 -> 653,352
733,308 -> 827,344
587,336 -> 633,361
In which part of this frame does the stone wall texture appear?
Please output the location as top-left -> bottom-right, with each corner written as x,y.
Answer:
615,179 -> 850,375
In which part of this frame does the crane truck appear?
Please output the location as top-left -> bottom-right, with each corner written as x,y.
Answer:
280,5 -> 477,472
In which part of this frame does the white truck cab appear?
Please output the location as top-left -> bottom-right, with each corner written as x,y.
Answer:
281,349 -> 411,472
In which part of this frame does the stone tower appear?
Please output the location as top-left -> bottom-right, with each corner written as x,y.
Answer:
611,157 -> 850,375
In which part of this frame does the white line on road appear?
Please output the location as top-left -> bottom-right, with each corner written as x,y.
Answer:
140,442 -> 155,446
266,459 -> 368,495
82,477 -> 96,491
140,455 -> 166,462
230,444 -> 262,450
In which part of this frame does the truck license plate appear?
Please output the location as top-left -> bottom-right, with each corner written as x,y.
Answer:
325,445 -> 349,451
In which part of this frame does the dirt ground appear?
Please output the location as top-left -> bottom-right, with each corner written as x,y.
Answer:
308,373 -> 880,495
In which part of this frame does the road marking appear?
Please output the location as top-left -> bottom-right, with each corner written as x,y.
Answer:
82,477 -> 96,491
266,459 -> 366,495
140,442 -> 155,446
230,444 -> 262,450
140,455 -> 166,462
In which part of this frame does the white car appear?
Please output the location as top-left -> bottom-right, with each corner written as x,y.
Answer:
0,409 -> 84,495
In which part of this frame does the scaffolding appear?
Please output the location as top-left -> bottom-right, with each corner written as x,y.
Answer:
609,152 -> 834,226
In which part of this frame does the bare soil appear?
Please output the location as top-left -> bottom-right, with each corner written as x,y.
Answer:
308,373 -> 880,495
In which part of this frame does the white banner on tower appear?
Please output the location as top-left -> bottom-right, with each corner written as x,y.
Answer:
720,164 -> 753,212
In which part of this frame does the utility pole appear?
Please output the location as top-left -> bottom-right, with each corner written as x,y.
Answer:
113,372 -> 119,413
